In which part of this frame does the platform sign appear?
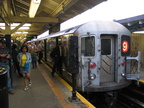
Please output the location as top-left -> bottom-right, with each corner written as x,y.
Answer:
121,35 -> 131,56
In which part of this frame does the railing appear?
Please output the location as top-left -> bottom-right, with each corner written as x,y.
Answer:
126,51 -> 141,84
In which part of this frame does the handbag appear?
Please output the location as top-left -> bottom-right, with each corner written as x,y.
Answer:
24,62 -> 29,69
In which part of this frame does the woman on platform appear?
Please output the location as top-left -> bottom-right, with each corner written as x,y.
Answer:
17,45 -> 32,91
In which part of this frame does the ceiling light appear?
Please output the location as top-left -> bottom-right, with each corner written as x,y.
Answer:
16,32 -> 22,34
133,31 -> 144,34
19,27 -> 29,29
1,26 -> 29,30
127,22 -> 131,26
11,23 -> 19,26
10,23 -> 31,26
0,23 -> 5,26
139,20 -> 143,24
0,27 -> 5,29
0,27 -> 15,29
29,0 -> 41,18
23,32 -> 28,34
23,24 -> 31,26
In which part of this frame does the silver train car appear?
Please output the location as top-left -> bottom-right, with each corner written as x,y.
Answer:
32,21 -> 132,92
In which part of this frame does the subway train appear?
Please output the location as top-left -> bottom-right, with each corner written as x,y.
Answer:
29,21 -> 133,93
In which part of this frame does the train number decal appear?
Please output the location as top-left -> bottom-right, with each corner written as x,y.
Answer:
122,40 -> 129,53
121,35 -> 130,56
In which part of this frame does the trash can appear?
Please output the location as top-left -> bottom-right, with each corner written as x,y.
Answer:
0,67 -> 8,108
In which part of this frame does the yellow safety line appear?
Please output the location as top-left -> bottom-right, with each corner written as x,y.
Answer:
38,65 -> 73,108
139,79 -> 144,83
43,62 -> 96,108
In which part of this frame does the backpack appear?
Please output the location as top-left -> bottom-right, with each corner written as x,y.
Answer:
50,48 -> 56,58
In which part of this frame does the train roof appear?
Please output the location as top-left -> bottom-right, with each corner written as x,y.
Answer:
40,25 -> 82,40
29,20 -> 130,42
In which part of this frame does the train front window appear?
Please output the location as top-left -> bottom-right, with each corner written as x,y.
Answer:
81,36 -> 95,56
101,39 -> 111,55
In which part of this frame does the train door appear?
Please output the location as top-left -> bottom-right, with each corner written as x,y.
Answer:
100,35 -> 117,83
80,35 -> 98,91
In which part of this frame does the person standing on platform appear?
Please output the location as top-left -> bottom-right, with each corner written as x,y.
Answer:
28,42 -> 38,69
12,43 -> 22,77
0,40 -> 14,94
37,41 -> 44,64
17,45 -> 32,91
51,43 -> 63,77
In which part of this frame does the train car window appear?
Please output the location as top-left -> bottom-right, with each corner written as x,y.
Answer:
46,38 -> 56,62
81,36 -> 95,56
121,35 -> 131,56
101,39 -> 111,55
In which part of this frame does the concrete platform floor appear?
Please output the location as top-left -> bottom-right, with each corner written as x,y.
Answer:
9,64 -> 88,108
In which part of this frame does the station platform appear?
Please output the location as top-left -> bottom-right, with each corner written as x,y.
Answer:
9,63 -> 93,108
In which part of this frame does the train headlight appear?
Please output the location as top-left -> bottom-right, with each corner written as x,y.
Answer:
90,73 -> 96,80
121,72 -> 125,77
90,62 -> 96,68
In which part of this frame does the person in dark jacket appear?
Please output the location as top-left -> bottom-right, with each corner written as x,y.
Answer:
0,40 -> 14,94
51,43 -> 63,77
12,43 -> 22,77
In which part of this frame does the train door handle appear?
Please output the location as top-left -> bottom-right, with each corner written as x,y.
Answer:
81,54 -> 85,66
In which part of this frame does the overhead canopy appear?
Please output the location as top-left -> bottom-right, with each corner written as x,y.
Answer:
0,0 -> 107,40
115,14 -> 144,32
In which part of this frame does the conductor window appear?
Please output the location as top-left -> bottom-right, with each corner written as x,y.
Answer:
101,39 -> 111,55
81,36 -> 95,56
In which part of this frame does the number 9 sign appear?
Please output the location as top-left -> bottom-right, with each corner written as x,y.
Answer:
122,40 -> 129,53
121,36 -> 130,56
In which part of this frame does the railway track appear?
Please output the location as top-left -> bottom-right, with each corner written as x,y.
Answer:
117,83 -> 144,108
78,83 -> 144,108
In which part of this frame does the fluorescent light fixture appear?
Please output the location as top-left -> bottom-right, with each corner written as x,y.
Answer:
139,20 -> 143,24
127,22 -> 131,26
29,0 -> 41,18
19,27 -> 29,29
16,32 -> 28,34
0,23 -> 31,30
133,31 -> 144,34
16,32 -> 22,34
11,23 -> 19,26
0,23 -> 5,26
0,27 -> 15,29
0,27 -> 5,29
11,23 -> 31,26
11,27 -> 15,29
0,27 -> 29,30
23,23 -> 31,26
23,32 -> 28,34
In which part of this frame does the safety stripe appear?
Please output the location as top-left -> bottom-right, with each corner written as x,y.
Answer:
139,79 -> 144,83
43,62 -> 96,108
38,65 -> 73,108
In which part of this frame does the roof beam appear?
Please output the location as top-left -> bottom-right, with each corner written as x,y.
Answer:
0,28 -> 4,34
11,22 -> 25,33
6,16 -> 59,23
50,0 -> 77,17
